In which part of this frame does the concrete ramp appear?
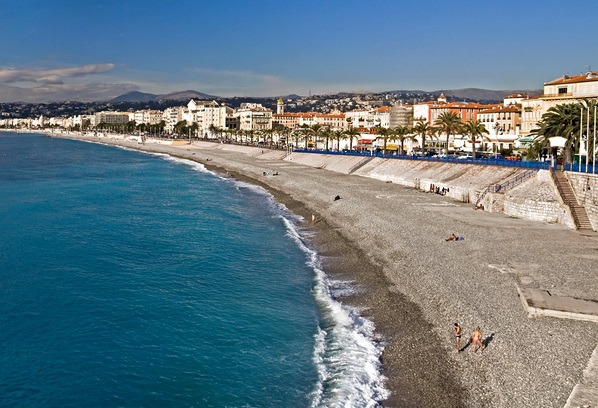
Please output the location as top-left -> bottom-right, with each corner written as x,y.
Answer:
565,345 -> 598,408
517,286 -> 598,323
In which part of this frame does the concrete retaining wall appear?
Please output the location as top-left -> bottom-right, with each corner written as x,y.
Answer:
567,172 -> 598,230
286,152 -> 581,229
289,153 -> 525,203
502,170 -> 575,228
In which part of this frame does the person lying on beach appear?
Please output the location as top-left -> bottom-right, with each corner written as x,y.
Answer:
445,234 -> 464,241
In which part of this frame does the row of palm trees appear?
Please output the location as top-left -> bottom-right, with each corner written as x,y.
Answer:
203,115 -> 492,156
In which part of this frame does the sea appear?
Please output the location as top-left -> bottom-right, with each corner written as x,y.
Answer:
0,132 -> 387,407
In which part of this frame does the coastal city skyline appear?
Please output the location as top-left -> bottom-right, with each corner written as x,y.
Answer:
1,0 -> 597,102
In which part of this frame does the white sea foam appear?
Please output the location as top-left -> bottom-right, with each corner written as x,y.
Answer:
281,216 -> 389,408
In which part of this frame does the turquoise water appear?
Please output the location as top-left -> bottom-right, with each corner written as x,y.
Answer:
0,133 -> 386,407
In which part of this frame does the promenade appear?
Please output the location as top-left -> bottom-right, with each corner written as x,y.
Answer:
55,134 -> 598,407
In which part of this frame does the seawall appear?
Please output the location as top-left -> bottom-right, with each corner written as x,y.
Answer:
567,172 -> 598,230
286,152 -> 586,230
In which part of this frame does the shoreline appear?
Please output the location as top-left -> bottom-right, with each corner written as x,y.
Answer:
43,133 -> 598,407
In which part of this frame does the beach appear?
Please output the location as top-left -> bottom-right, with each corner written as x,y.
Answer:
52,134 -> 598,407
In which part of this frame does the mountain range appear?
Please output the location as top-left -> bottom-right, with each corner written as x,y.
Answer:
109,88 -> 542,104
109,90 -> 218,103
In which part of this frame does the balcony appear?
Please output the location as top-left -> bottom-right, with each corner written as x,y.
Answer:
539,92 -> 573,99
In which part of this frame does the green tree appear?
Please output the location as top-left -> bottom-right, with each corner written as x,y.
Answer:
435,111 -> 462,155
309,124 -> 323,149
344,127 -> 360,151
82,119 -> 91,131
462,120 -> 489,159
208,124 -> 220,140
413,120 -> 432,154
173,120 -> 188,137
393,125 -> 414,155
530,102 -> 597,164
375,126 -> 394,153
331,129 -> 345,151
320,127 -> 332,151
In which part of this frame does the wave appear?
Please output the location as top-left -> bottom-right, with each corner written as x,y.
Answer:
281,216 -> 389,407
137,145 -> 389,406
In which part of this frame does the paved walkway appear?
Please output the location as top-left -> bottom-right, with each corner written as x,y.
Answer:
512,237 -> 598,407
565,345 -> 598,407
518,287 -> 598,323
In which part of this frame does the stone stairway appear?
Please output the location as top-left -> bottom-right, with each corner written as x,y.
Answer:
551,170 -> 594,231
348,157 -> 374,174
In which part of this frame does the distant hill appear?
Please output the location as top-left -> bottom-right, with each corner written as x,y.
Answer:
109,90 -> 217,103
437,88 -> 542,103
110,88 -> 543,104
110,91 -> 158,103
385,88 -> 542,103
157,90 -> 217,101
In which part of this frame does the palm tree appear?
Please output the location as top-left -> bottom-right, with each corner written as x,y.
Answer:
331,129 -> 344,151
531,102 -> 590,164
309,124 -> 325,150
413,120 -> 432,155
208,124 -> 221,141
462,120 -> 489,159
435,111 -> 463,155
376,126 -> 394,153
393,125 -> 413,155
319,127 -> 332,151
344,127 -> 360,151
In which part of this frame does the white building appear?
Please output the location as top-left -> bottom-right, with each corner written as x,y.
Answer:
133,110 -> 163,125
186,100 -> 233,137
345,106 -> 390,130
93,111 -> 131,127
162,106 -> 185,133
234,103 -> 272,132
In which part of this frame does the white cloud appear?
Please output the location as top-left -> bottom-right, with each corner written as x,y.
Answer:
0,64 -> 140,102
0,64 -> 115,85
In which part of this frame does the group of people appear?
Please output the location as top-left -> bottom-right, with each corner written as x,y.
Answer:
453,323 -> 484,353
428,184 -> 448,195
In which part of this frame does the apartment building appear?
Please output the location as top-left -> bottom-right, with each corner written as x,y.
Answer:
234,103 -> 272,131
272,111 -> 346,130
345,106 -> 390,131
162,106 -> 184,133
477,104 -> 521,151
93,111 -> 131,127
520,72 -> 598,135
413,93 -> 489,126
133,110 -> 163,125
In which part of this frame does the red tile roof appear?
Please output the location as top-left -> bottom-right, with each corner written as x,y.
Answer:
544,72 -> 598,85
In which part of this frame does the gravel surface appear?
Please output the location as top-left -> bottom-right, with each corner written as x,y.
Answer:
54,135 -> 598,408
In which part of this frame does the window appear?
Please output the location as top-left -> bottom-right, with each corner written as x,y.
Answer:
558,87 -> 567,95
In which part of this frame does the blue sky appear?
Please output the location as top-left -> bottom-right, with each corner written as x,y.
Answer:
0,0 -> 597,102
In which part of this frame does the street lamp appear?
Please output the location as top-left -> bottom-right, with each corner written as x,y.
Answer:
493,122 -> 501,158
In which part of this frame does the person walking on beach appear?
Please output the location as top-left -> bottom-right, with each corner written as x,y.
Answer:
453,323 -> 462,352
472,327 -> 484,352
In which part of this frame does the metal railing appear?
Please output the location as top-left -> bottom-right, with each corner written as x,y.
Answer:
564,163 -> 597,174
489,169 -> 538,193
476,169 -> 538,205
291,149 -> 553,170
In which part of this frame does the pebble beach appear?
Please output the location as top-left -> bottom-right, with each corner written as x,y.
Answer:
52,134 -> 598,407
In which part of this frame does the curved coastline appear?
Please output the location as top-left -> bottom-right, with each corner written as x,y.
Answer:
45,133 -> 598,407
